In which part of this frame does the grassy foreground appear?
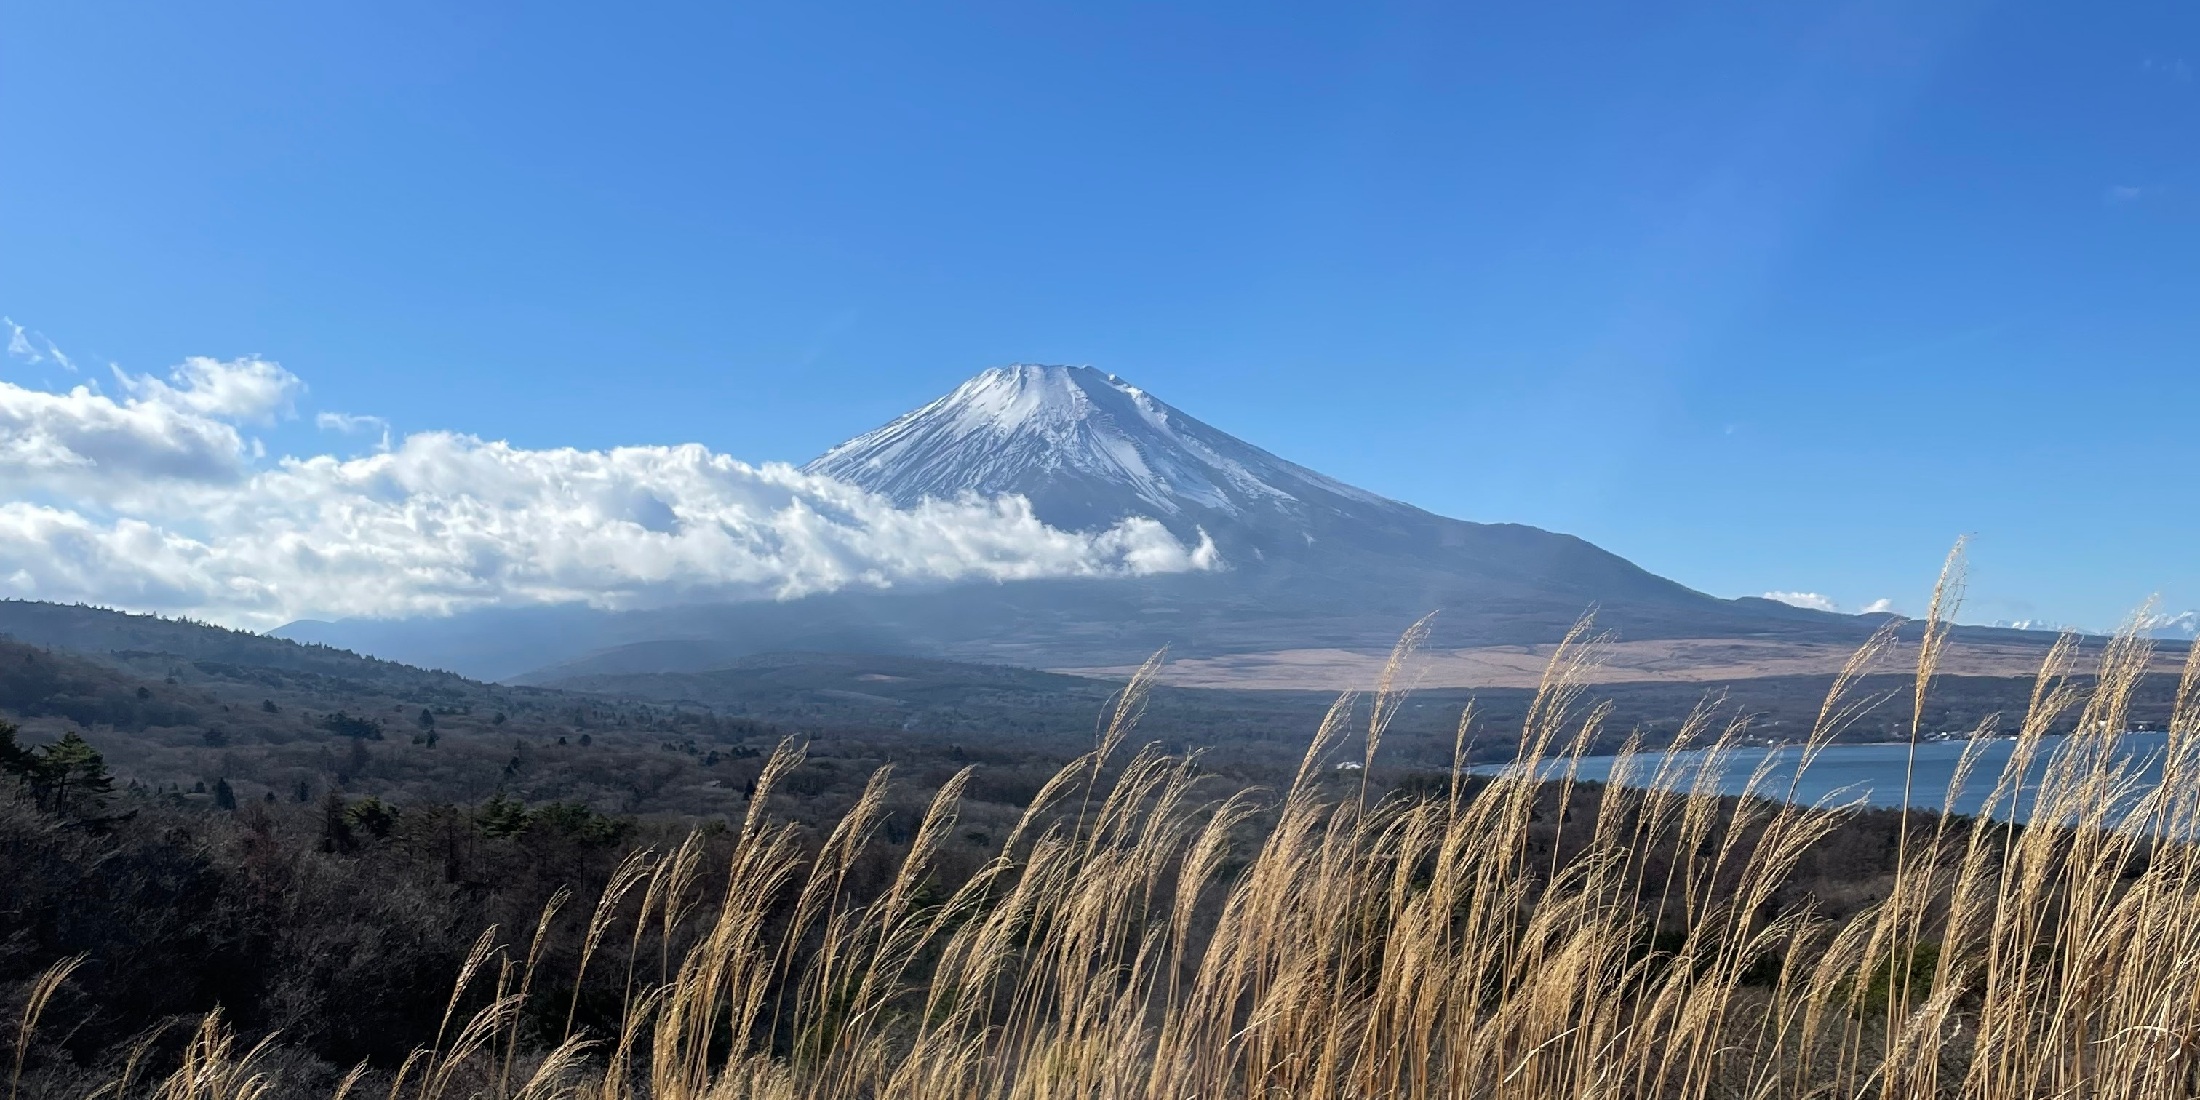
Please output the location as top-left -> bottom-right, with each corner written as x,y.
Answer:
15,593 -> 2200,1098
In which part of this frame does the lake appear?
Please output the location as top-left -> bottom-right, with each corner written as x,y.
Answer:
1471,732 -> 2180,823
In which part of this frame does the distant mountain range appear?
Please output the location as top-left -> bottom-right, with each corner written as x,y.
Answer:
282,365 -> 1906,681
2145,611 -> 2200,641
1987,611 -> 2200,642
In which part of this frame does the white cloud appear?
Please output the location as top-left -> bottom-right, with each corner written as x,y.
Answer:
1762,591 -> 1839,613
2106,184 -> 2150,205
0,344 -> 1219,628
0,357 -> 296,488
118,355 -> 300,422
1762,592 -> 1902,616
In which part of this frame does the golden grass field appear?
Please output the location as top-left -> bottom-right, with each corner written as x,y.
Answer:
18,554 -> 2200,1099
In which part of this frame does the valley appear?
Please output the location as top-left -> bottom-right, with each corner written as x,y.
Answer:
7,597 -> 2174,821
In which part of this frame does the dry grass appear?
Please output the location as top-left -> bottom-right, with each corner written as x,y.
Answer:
19,560 -> 2200,1098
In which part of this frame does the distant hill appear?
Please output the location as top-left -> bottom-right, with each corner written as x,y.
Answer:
0,602 -> 781,816
1,600 -> 476,690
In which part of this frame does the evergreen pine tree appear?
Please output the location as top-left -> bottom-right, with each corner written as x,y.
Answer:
34,731 -> 115,817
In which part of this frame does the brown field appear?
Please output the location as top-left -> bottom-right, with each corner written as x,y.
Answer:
1058,635 -> 2187,691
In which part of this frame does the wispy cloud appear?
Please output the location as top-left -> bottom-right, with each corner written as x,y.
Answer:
0,323 -> 1220,628
2105,184 -> 2152,205
316,411 -> 393,451
3,317 -> 78,372
4,317 -> 34,363
2143,57 -> 2193,84
315,411 -> 388,434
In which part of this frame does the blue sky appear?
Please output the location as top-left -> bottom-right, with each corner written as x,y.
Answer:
2,0 -> 2195,630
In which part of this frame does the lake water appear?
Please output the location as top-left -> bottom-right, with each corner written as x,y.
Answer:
1471,732 -> 2179,823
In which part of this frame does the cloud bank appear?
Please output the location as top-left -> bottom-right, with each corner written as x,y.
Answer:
1760,591 -> 1900,617
1761,591 -> 1838,613
0,349 -> 1219,628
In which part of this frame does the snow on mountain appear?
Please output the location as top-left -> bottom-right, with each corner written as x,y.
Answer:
806,365 -> 1392,532
1988,613 -> 2199,640
1988,619 -> 2083,634
2143,611 -> 2200,640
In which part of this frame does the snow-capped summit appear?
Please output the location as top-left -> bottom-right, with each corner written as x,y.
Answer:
807,364 -> 1389,533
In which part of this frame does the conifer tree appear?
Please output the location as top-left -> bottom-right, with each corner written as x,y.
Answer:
32,731 -> 115,817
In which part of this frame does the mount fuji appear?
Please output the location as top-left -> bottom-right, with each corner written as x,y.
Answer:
280,365 -> 1868,680
800,364 -> 1839,638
